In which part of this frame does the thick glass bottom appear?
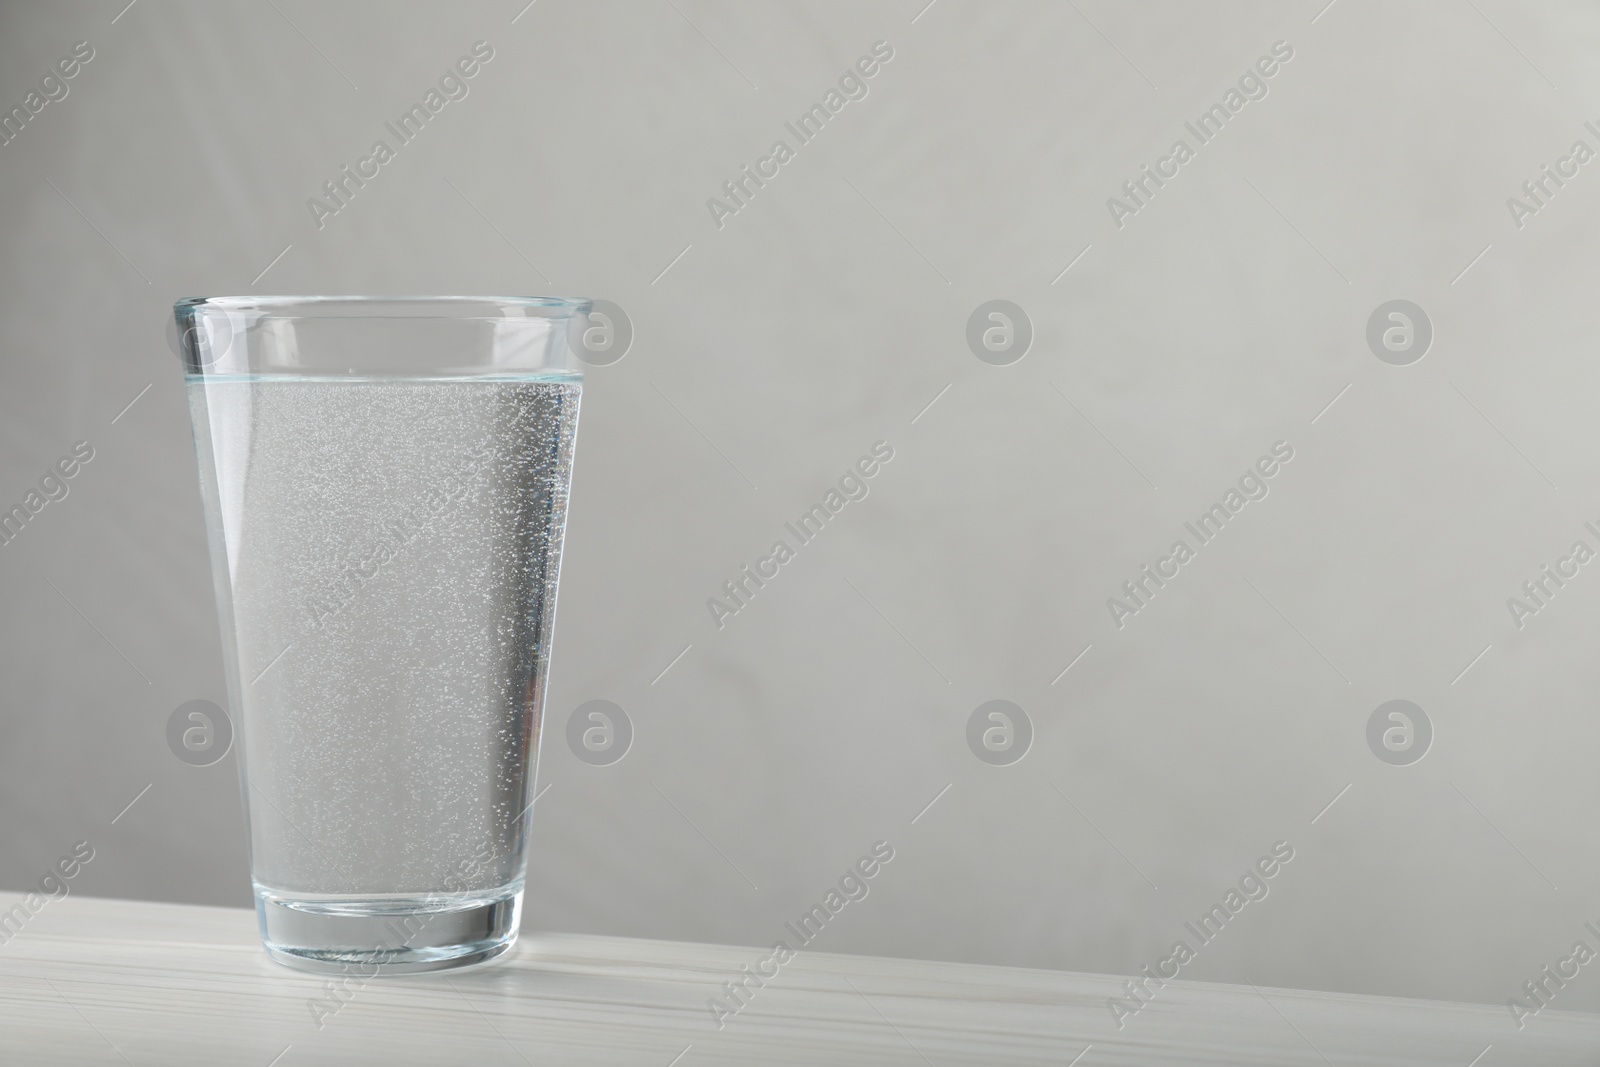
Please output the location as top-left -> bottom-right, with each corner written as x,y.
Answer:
256,885 -> 522,974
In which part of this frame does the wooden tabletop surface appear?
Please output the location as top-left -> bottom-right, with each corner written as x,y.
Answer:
0,896 -> 1593,1065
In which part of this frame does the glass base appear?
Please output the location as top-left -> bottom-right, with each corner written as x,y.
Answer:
256,885 -> 522,974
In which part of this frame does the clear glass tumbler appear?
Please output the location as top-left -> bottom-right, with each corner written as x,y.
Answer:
177,296 -> 588,973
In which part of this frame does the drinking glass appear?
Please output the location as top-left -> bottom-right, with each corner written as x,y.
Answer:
177,296 -> 587,973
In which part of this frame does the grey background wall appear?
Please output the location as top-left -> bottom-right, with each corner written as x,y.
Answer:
3,0 -> 1599,1017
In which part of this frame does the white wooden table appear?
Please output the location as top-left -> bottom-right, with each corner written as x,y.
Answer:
0,897 -> 1593,1065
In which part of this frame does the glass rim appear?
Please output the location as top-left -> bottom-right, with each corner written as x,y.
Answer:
174,296 -> 591,378
175,295 -> 592,317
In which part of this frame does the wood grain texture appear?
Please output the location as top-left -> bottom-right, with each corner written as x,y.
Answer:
0,896 -> 1592,1065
